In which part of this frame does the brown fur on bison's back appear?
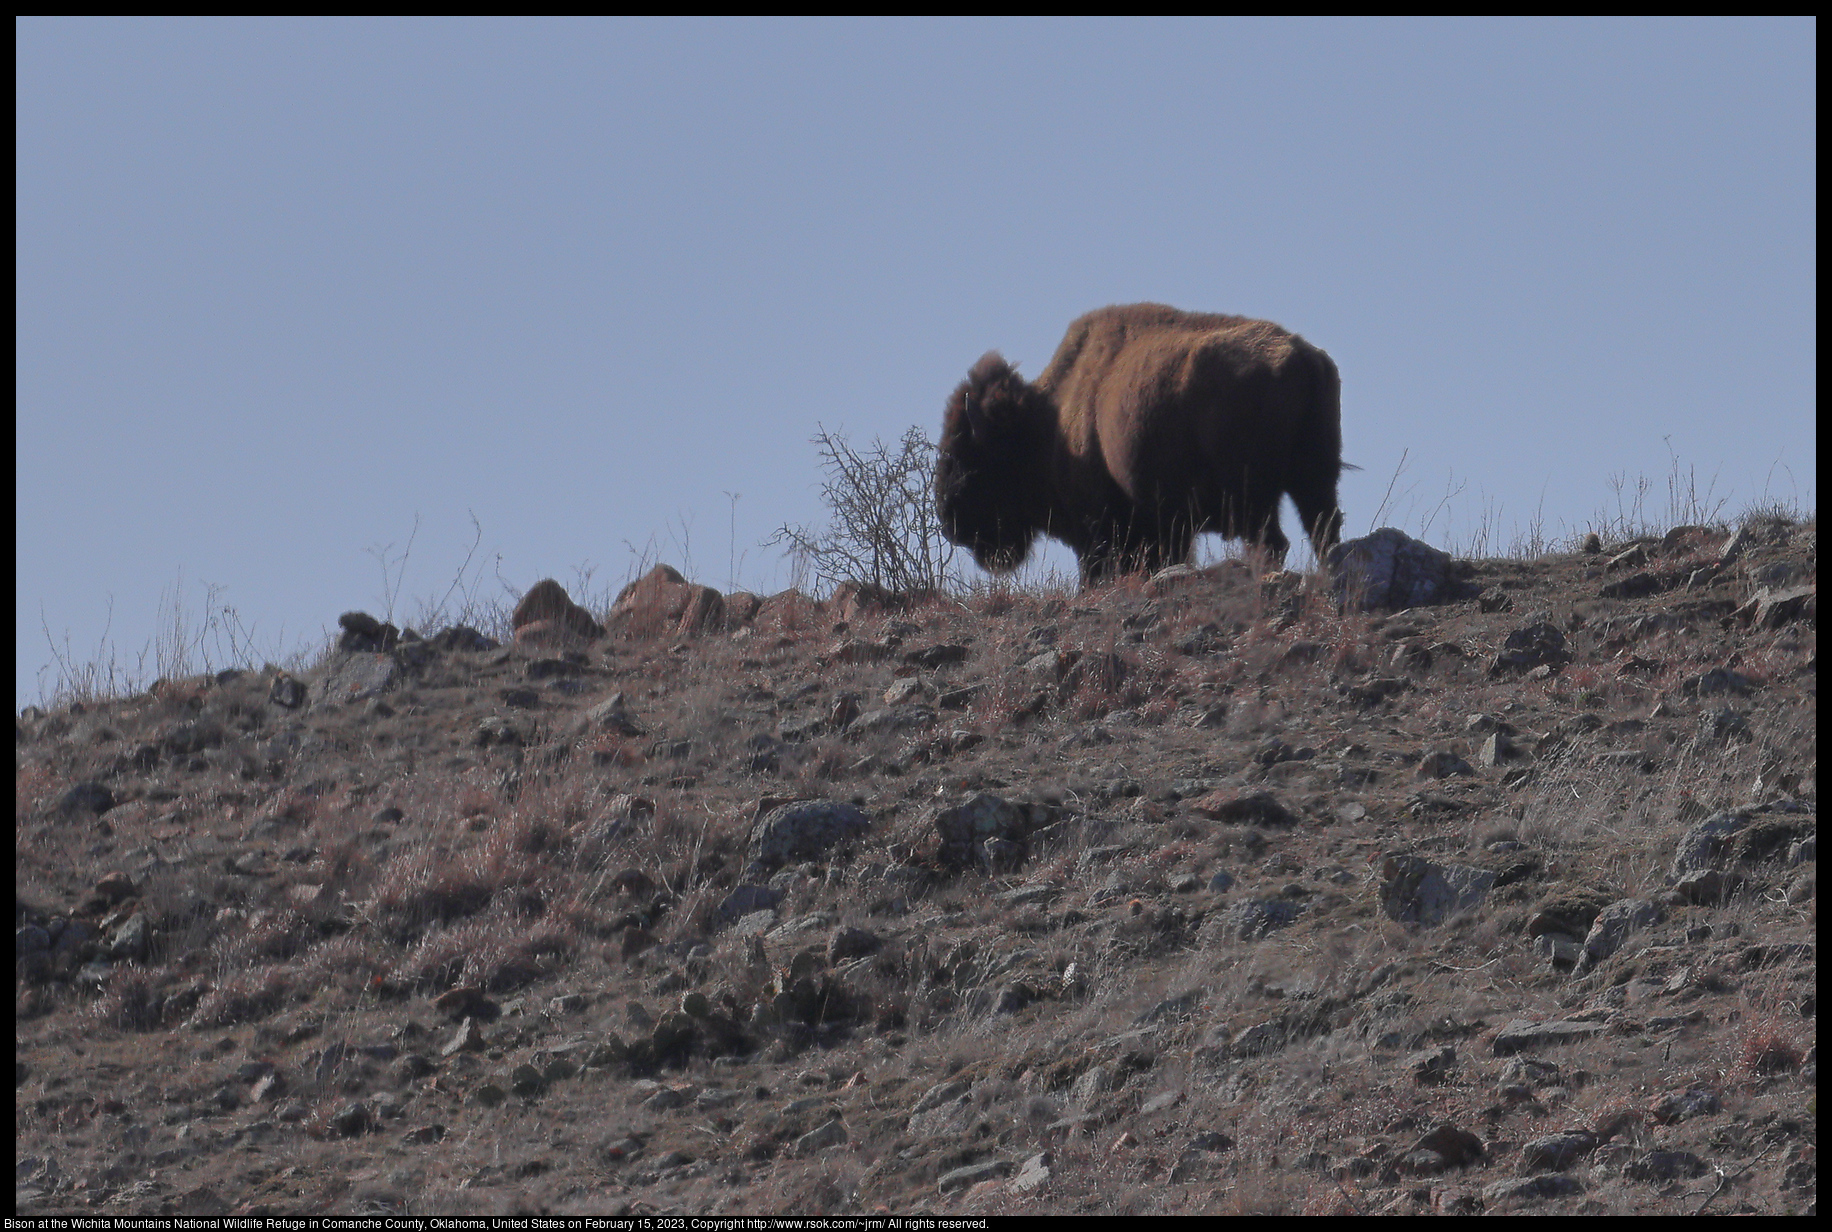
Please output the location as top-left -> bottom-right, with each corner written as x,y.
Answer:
935,303 -> 1344,584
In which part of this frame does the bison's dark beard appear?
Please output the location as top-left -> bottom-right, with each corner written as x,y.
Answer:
973,540 -> 1031,574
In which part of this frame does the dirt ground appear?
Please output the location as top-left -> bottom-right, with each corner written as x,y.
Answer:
16,519 -> 1815,1215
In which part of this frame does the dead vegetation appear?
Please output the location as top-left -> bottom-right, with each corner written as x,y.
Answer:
14,501 -> 1817,1216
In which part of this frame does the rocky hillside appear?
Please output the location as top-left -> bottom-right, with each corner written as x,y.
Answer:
15,520 -> 1816,1215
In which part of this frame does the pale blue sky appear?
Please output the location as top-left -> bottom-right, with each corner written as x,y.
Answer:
17,18 -> 1816,705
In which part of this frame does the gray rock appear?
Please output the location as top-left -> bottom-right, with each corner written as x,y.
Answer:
1625,1150 -> 1709,1181
1417,750 -> 1475,779
58,781 -> 117,817
1485,1174 -> 1585,1205
934,794 -> 1029,870
1377,853 -> 1497,926
1681,667 -> 1758,697
1698,706 -> 1751,743
1135,988 -> 1207,1025
1648,1086 -> 1721,1123
330,1101 -> 373,1136
747,801 -> 871,875
311,650 -> 399,710
827,926 -> 881,963
1411,1123 -> 1485,1169
1407,1045 -> 1457,1085
1491,621 -> 1570,675
1493,1018 -> 1610,1056
1329,528 -> 1481,611
1008,1151 -> 1053,1194
1532,933 -> 1585,969
1672,811 -> 1751,875
716,884 -> 784,924
1733,584 -> 1815,629
907,1081 -> 974,1139
846,705 -> 937,736
794,1119 -> 848,1156
1577,899 -> 1661,971
1521,1131 -> 1598,1173
1020,649 -> 1070,680
108,912 -> 151,962
440,1018 -> 488,1057
938,1159 -> 1013,1194
911,1079 -> 972,1115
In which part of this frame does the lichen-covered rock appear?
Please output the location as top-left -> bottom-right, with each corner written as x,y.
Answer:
1330,528 -> 1481,611
934,793 -> 1029,871
747,800 -> 871,877
1377,853 -> 1497,926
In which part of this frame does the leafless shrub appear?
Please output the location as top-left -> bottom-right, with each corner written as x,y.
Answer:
770,425 -> 962,595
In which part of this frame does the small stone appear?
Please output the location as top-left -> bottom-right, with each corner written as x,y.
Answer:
1520,1131 -> 1598,1173
330,1101 -> 373,1136
441,1018 -> 488,1057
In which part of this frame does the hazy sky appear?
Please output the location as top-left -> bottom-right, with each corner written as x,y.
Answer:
17,17 -> 1816,706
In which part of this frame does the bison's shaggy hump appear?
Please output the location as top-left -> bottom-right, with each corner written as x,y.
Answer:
935,303 -> 1345,585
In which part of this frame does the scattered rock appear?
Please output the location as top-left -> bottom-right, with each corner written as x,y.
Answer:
512,579 -> 604,642
747,800 -> 871,876
1520,1131 -> 1598,1173
933,793 -> 1030,870
441,1018 -> 489,1057
338,611 -> 401,652
1491,621 -> 1569,675
608,565 -> 725,638
1493,1018 -> 1610,1056
1329,528 -> 1482,611
10,528 -> 1813,1216
59,780 -> 120,818
1733,584 -> 1814,629
1377,853 -> 1497,926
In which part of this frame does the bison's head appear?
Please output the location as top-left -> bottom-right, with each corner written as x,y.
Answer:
935,352 -> 1053,574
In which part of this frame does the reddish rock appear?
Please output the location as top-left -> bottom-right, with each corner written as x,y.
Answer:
512,579 -> 603,641
607,565 -> 725,638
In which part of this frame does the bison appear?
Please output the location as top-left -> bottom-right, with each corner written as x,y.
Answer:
935,303 -> 1346,585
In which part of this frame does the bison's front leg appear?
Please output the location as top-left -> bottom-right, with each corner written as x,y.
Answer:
1076,542 -> 1125,587
1254,522 -> 1291,565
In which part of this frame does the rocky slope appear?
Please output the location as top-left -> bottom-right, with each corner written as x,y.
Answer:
15,520 -> 1815,1215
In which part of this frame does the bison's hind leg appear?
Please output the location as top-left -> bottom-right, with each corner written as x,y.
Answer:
1234,484 -> 1289,566
1257,521 -> 1291,565
1146,523 -> 1197,575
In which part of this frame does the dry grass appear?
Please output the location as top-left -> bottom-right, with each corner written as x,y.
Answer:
13,482 -> 1816,1217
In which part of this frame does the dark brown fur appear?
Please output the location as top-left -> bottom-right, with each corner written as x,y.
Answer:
935,303 -> 1344,584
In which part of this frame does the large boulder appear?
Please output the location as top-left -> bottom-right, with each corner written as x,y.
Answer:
746,799 -> 872,877
1329,528 -> 1481,611
607,565 -> 726,638
512,579 -> 603,643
